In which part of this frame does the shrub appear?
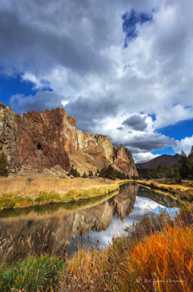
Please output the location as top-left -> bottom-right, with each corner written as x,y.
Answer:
128,226 -> 193,292
82,172 -> 87,178
88,170 -> 93,177
0,152 -> 8,176
0,256 -> 64,292
100,165 -> 127,179
70,165 -> 80,177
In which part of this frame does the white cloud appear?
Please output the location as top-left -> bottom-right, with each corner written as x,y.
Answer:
134,152 -> 158,163
155,105 -> 193,129
22,72 -> 49,89
1,0 -> 193,162
175,136 -> 193,156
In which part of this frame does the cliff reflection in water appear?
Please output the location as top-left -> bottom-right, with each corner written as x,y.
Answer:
0,184 -> 138,264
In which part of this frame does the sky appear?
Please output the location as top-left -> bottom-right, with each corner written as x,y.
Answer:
0,0 -> 193,162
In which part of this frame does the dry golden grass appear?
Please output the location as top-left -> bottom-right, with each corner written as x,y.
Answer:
62,237 -> 130,292
128,226 -> 193,292
0,176 -> 127,210
60,210 -> 193,292
0,176 -> 114,196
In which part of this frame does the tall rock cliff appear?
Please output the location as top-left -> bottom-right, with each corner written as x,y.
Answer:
0,103 -> 138,178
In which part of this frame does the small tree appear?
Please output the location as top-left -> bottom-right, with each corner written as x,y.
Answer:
173,167 -> 181,183
88,170 -> 93,177
70,165 -> 80,177
82,172 -> 87,178
0,152 -> 8,176
180,156 -> 189,179
99,165 -> 127,179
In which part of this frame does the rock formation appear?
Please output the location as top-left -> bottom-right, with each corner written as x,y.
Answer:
0,103 -> 138,177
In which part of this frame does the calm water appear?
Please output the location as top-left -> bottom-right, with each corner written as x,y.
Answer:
0,184 -> 179,264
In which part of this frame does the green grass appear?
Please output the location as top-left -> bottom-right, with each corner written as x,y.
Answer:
0,182 -> 122,211
0,195 -> 34,210
0,190 -> 119,218
0,256 -> 64,292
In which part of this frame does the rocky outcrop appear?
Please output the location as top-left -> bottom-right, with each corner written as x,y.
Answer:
0,103 -> 19,172
0,103 -> 138,177
113,146 -> 138,177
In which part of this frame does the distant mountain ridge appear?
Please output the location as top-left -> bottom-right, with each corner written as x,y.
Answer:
137,154 -> 182,169
137,152 -> 193,179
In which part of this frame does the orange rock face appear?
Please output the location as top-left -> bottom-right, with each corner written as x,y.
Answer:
16,109 -> 70,173
0,104 -> 138,177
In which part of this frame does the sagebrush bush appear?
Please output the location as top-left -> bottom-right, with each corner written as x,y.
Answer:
0,256 -> 64,292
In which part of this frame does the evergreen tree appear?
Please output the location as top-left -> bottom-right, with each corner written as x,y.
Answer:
70,165 -> 80,177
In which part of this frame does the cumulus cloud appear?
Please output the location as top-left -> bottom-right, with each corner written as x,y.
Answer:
133,152 -> 158,163
1,0 -> 193,161
175,136 -> 193,156
90,114 -> 176,160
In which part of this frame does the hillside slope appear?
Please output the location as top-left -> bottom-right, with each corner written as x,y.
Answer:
137,154 -> 182,169
137,154 -> 182,179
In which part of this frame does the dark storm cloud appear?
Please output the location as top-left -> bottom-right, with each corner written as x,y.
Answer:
10,90 -> 119,131
125,133 -> 175,151
0,9 -> 110,75
0,0 -> 156,76
66,96 -> 119,131
122,114 -> 147,131
10,91 -> 63,113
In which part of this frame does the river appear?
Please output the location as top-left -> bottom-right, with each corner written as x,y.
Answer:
0,183 -> 179,264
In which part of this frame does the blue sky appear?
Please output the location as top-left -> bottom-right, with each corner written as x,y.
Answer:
0,74 -> 36,105
122,9 -> 153,47
158,119 -> 193,140
0,0 -> 193,162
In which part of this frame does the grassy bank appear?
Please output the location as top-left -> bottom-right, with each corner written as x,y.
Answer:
1,210 -> 192,291
134,179 -> 193,205
0,176 -> 128,210
0,256 -> 64,291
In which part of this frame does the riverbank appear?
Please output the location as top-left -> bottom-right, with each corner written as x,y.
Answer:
132,179 -> 193,207
0,210 -> 192,291
0,176 -> 128,210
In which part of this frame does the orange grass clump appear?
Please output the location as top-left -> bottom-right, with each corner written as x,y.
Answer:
128,226 -> 193,292
62,238 -> 130,292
